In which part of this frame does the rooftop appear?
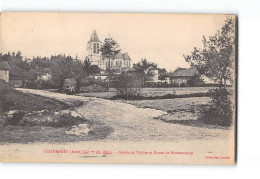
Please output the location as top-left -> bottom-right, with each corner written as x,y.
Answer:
170,67 -> 198,77
89,30 -> 101,43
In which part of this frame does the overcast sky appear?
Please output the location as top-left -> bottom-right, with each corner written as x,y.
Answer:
0,12 -> 229,71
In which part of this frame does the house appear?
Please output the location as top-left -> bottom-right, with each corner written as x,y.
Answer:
168,67 -> 198,86
145,66 -> 159,83
87,30 -> 131,70
0,61 -> 10,82
93,74 -> 109,81
62,78 -> 77,94
36,68 -> 52,81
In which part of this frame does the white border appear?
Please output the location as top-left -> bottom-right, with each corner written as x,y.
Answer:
1,0 -> 260,179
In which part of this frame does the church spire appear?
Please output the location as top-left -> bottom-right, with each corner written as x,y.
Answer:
89,30 -> 101,42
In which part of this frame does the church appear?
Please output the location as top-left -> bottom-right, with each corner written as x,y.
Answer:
87,30 -> 131,71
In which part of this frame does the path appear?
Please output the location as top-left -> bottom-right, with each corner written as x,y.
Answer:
16,88 -> 231,142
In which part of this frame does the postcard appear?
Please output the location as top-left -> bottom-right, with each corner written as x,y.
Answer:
0,12 -> 237,164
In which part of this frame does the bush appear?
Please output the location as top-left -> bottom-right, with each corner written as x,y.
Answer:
6,111 -> 26,125
114,72 -> 143,99
199,88 -> 233,126
0,80 -> 14,113
77,77 -> 109,93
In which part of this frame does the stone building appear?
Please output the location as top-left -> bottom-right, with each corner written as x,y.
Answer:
87,30 -> 131,71
0,61 -> 10,82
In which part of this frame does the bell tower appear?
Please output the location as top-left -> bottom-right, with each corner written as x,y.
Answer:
87,30 -> 102,66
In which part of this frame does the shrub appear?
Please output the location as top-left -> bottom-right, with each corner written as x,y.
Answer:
6,111 -> 26,125
0,80 -> 14,113
77,77 -> 109,93
114,72 -> 143,99
199,88 -> 233,126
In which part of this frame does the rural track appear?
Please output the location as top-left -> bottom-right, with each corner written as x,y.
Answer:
16,88 -> 230,142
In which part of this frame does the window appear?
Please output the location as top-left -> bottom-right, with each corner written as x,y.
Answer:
93,43 -> 100,54
93,43 -> 96,53
96,43 -> 99,53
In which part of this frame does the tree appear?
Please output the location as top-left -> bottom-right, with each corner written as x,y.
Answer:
83,59 -> 101,75
136,58 -> 157,83
83,58 -> 91,72
184,16 -> 235,89
184,17 -> 236,127
83,58 -> 101,75
100,35 -> 121,72
114,71 -> 143,99
136,58 -> 157,71
0,51 -> 30,80
50,55 -> 85,88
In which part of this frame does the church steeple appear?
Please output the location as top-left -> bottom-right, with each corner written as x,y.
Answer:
87,30 -> 102,66
89,30 -> 101,42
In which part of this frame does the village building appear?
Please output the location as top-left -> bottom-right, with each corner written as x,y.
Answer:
145,66 -> 159,83
167,67 -> 198,85
36,68 -> 52,82
87,30 -> 131,71
0,61 -> 10,83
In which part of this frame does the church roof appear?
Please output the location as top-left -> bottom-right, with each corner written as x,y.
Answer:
123,53 -> 131,60
0,61 -> 10,70
102,52 -> 131,61
114,52 -> 124,59
89,30 -> 101,42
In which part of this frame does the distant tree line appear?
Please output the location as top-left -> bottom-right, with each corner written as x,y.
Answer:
0,52 -> 93,88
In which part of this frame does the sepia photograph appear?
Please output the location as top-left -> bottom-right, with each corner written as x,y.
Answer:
0,12 -> 237,164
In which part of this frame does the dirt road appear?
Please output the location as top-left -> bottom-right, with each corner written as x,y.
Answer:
0,88 -> 235,164
16,88 -> 231,142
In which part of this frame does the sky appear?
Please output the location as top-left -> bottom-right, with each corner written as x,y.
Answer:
0,12 -> 229,71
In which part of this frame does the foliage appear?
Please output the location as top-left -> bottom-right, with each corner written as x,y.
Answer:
100,35 -> 121,71
136,58 -> 157,70
184,16 -> 235,88
0,80 -> 14,114
135,58 -> 158,82
78,77 -> 108,93
0,52 -> 87,89
0,52 -> 29,80
199,88 -> 233,126
49,55 -> 85,88
83,59 -> 101,75
187,75 -> 205,86
114,72 -> 143,99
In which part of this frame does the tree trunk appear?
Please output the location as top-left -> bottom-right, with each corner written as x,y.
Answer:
224,78 -> 227,89
219,78 -> 223,89
108,57 -> 111,88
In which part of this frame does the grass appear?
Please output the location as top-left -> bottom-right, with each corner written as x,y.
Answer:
0,124 -> 113,144
1,89 -> 70,113
0,89 -> 113,144
124,97 -> 229,129
110,92 -> 211,100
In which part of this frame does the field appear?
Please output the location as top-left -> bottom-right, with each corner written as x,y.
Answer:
0,90 -> 112,143
0,87 -> 231,144
78,87 -> 216,99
